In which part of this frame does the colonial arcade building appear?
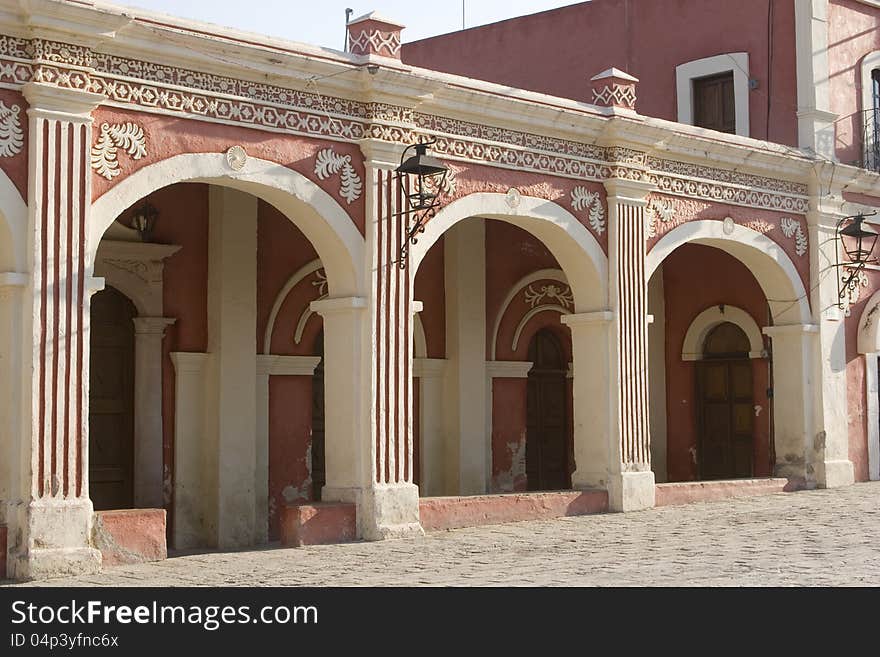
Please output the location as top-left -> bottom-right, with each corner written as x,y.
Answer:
0,0 -> 879,580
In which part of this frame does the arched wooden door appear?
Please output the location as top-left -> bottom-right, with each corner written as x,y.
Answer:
311,330 -> 325,501
696,322 -> 754,480
526,329 -> 570,491
89,286 -> 136,510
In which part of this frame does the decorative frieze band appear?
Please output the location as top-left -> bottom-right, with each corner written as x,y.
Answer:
0,35 -> 809,213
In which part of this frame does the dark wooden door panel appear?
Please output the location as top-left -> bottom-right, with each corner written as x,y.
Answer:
526,330 -> 570,491
89,287 -> 136,511
696,322 -> 755,481
311,331 -> 325,501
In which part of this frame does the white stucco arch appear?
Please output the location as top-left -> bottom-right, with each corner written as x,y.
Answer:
858,289 -> 880,355
90,153 -> 364,296
411,193 -> 607,311
0,169 -> 26,273
646,220 -> 811,325
264,258 -> 324,353
681,305 -> 765,361
857,289 -> 880,482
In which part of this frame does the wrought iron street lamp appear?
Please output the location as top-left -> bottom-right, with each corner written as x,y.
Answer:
837,211 -> 879,308
130,201 -> 159,243
395,138 -> 449,268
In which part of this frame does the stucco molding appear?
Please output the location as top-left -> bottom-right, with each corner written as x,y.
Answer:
490,269 -> 568,360
681,305 -> 766,361
511,305 -> 571,353
262,258 -> 326,353
676,52 -> 751,138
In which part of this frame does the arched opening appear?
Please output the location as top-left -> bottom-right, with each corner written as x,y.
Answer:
647,225 -> 802,483
526,329 -> 570,491
89,286 -> 137,511
696,322 -> 755,480
410,193 -> 604,498
88,155 -> 363,550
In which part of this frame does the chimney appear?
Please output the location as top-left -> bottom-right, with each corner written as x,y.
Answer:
346,11 -> 405,59
590,68 -> 639,111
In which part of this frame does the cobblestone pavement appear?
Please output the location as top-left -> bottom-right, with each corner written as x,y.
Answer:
8,482 -> 880,587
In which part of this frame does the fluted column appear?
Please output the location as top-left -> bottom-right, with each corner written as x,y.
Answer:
603,177 -> 656,511
350,139 -> 421,539
7,82 -> 106,579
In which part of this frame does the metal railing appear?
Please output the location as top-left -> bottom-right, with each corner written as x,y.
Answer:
863,108 -> 880,172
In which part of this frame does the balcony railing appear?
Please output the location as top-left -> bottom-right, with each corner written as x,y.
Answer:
864,108 -> 880,172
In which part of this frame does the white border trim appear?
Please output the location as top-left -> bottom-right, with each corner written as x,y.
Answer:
681,305 -> 765,361
90,153 -> 364,297
490,268 -> 567,359
411,193 -> 607,312
511,305 -> 570,352
264,258 -> 322,353
646,220 -> 811,325
676,52 -> 750,137
866,353 -> 880,482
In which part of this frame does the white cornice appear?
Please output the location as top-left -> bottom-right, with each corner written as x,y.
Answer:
0,0 -> 841,190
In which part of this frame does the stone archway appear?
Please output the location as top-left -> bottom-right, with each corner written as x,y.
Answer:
409,193 -> 607,497
647,220 -> 816,485
88,154 -> 366,549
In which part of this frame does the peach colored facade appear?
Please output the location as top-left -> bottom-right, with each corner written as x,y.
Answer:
0,0 -> 877,581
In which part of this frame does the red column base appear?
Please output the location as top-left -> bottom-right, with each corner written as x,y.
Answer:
93,509 -> 167,568
280,502 -> 358,547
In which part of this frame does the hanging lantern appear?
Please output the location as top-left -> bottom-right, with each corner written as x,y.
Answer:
129,201 -> 159,243
395,139 -> 450,268
837,211 -> 879,308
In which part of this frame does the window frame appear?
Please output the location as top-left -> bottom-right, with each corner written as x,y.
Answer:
676,53 -> 751,137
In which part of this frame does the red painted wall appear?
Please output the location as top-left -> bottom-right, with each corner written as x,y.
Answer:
414,234 -> 445,359
92,107 -> 366,235
661,244 -> 772,482
828,0 -> 880,165
491,378 -> 528,492
257,201 -> 325,539
403,0 -> 798,145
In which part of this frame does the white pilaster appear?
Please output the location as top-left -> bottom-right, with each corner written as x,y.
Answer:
442,218 -> 487,495
206,187 -> 258,548
804,192 -> 854,488
647,267 -> 668,483
132,317 -> 175,509
413,358 -> 447,497
795,0 -> 837,158
169,352 -> 208,550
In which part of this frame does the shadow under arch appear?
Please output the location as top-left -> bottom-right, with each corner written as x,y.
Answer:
646,220 -> 811,325
89,153 -> 364,296
410,193 -> 608,311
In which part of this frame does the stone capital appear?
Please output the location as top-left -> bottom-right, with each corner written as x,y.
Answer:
23,82 -> 106,121
359,139 -> 407,170
603,178 -> 656,206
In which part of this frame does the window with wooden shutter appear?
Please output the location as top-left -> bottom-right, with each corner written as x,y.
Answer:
693,72 -> 736,134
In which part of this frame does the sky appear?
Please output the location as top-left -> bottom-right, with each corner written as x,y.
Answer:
111,1 -> 581,50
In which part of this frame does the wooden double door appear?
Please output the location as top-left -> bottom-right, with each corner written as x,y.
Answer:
696,322 -> 755,480
525,330 -> 570,491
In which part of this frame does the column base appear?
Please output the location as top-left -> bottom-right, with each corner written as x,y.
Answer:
362,484 -> 424,541
6,498 -> 102,581
608,470 -> 655,512
817,459 -> 855,489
